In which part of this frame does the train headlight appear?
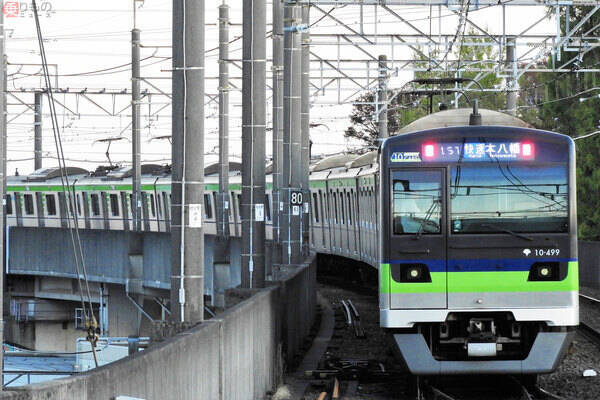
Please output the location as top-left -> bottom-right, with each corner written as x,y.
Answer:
391,263 -> 432,283
527,262 -> 561,281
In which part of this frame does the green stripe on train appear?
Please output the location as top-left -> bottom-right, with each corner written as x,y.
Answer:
380,262 -> 579,294
6,184 -> 245,192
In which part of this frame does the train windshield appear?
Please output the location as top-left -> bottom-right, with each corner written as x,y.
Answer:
450,164 -> 568,234
392,170 -> 442,235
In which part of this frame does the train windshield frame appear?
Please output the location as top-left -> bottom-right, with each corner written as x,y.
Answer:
449,163 -> 568,234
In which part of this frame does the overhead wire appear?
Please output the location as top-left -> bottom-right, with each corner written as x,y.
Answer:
31,0 -> 99,367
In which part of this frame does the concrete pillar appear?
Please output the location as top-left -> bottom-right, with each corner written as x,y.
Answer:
271,0 -> 284,270
241,0 -> 266,288
506,37 -> 517,116
132,29 -> 142,232
171,0 -> 205,323
301,5 -> 310,257
377,55 -> 388,140
34,91 -> 42,171
282,3 -> 302,265
214,2 -> 231,307
0,8 -> 5,383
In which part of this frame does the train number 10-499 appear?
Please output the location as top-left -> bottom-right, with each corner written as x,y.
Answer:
534,248 -> 561,256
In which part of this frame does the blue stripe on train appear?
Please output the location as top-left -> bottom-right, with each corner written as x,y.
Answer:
384,258 -> 576,273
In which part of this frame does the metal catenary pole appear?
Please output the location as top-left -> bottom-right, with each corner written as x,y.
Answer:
132,28 -> 142,233
506,37 -> 517,116
301,4 -> 310,257
34,91 -> 42,171
171,0 -> 205,323
241,0 -> 267,288
216,2 -> 230,241
377,54 -> 388,140
282,2 -> 302,265
271,0 -> 284,269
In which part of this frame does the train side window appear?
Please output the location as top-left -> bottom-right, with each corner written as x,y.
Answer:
45,194 -> 57,216
5,195 -> 12,215
156,193 -> 162,217
312,192 -> 319,223
237,194 -> 242,218
204,193 -> 213,219
91,194 -> 100,216
265,194 -> 272,221
110,194 -> 120,217
24,194 -> 34,215
318,191 -> 324,224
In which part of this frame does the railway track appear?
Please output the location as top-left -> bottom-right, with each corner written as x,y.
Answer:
579,293 -> 600,347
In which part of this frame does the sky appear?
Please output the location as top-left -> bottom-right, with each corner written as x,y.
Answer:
3,0 -> 557,175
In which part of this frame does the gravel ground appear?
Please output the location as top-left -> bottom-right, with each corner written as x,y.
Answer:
284,281 -> 600,399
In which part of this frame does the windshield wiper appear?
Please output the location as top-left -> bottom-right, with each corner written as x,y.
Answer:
414,200 -> 440,240
481,223 -> 533,241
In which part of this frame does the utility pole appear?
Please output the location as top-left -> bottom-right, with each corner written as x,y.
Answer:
34,91 -> 42,170
271,0 -> 284,270
241,0 -> 266,288
300,5 -> 310,257
377,55 -> 388,140
214,1 -> 230,306
132,27 -> 142,232
0,9 -> 5,385
282,3 -> 302,265
506,37 -> 517,116
171,0 -> 205,323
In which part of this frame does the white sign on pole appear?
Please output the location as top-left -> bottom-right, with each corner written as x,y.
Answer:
255,204 -> 265,221
189,204 -> 202,228
292,205 -> 300,216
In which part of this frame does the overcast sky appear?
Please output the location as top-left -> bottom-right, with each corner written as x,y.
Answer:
4,0 -> 555,174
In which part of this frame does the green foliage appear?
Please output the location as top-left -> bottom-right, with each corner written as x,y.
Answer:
532,6 -> 600,240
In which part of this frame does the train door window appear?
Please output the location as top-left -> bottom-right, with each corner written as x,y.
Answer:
318,191 -> 324,224
346,192 -> 352,225
5,194 -> 12,215
163,193 -> 170,217
45,194 -> 57,216
237,194 -> 242,218
76,194 -> 83,216
392,171 -> 442,235
150,194 -> 156,217
156,193 -> 162,217
24,194 -> 34,215
204,194 -> 213,219
109,194 -> 120,217
339,191 -> 345,225
312,192 -> 319,223
332,191 -> 338,224
265,194 -> 272,222
91,194 -> 100,216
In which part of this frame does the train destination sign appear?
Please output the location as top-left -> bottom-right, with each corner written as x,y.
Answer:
390,141 -> 536,163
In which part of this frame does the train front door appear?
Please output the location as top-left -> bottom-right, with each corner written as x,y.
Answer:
387,169 -> 447,309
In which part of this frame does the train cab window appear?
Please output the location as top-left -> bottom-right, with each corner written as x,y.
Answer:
109,194 -> 120,217
5,195 -> 12,215
45,194 -> 57,216
392,170 -> 442,235
24,194 -> 34,215
91,194 -> 101,216
312,192 -> 319,223
204,194 -> 213,219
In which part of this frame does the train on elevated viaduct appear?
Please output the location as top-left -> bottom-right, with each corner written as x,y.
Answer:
4,107 -> 577,381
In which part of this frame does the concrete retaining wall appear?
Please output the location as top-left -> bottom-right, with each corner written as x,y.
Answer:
1,256 -> 317,400
579,240 -> 600,289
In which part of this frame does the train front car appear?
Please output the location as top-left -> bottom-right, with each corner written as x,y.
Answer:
379,126 -> 578,376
